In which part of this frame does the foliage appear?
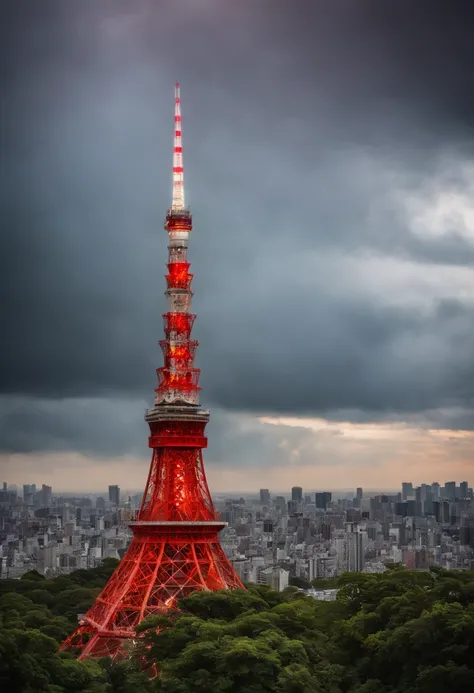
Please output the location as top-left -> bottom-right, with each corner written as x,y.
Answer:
289,576 -> 312,590
2,562 -> 474,691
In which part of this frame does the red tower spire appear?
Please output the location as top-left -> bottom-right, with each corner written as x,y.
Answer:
61,83 -> 243,661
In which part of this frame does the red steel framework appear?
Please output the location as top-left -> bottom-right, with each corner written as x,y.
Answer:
61,82 -> 243,660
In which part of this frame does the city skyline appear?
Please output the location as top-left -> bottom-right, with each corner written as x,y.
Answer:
3,477 -> 474,585
2,478 -> 473,499
1,1 -> 474,492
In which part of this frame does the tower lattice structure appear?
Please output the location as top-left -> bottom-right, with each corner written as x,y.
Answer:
61,82 -> 244,660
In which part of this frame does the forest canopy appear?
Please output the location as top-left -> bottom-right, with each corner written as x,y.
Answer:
2,562 -> 474,692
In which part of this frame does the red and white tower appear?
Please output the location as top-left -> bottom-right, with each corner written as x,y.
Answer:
61,82 -> 243,660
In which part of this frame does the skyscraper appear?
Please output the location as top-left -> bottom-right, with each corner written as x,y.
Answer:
291,486 -> 303,503
444,481 -> 456,500
345,522 -> 366,572
41,484 -> 52,507
108,485 -> 120,506
315,492 -> 332,510
23,484 -> 36,506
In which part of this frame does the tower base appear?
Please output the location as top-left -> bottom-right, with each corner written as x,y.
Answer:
61,522 -> 243,660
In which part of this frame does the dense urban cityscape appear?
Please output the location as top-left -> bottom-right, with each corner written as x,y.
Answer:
2,479 -> 474,593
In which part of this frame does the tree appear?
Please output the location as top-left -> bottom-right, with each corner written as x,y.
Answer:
414,663 -> 474,693
289,577 -> 311,590
3,564 -> 474,691
52,587 -> 102,623
21,569 -> 46,582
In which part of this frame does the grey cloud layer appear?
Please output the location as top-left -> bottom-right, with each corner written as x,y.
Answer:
0,397 -> 147,457
0,395 -> 382,470
1,1 -> 474,456
0,396 -> 324,468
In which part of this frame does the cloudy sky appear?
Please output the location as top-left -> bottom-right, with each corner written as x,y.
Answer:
1,0 -> 474,494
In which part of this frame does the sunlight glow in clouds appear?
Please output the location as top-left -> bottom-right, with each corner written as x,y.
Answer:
259,415 -> 474,442
256,415 -> 474,488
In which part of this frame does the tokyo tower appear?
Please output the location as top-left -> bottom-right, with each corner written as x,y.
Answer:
61,82 -> 243,660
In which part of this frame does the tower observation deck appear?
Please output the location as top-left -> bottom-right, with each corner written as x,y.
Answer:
60,82 -> 243,661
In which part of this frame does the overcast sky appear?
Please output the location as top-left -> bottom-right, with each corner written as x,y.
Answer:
1,0 -> 474,493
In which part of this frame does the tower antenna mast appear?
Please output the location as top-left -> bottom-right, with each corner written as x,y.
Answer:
172,81 -> 185,211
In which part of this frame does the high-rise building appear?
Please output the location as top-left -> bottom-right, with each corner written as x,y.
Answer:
353,487 -> 363,509
315,492 -> 332,510
0,484 -> 17,507
275,496 -> 287,513
41,484 -> 52,507
460,481 -> 469,498
259,489 -> 270,505
321,521 -> 332,540
61,83 -> 242,660
345,522 -> 366,572
287,500 -> 298,515
108,485 -> 120,506
444,481 -> 456,500
23,484 -> 36,506
291,486 -> 303,503
402,482 -> 413,500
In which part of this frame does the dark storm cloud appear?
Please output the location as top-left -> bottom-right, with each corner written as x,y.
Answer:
1,0 -> 474,455
0,396 -> 147,456
0,396 -> 327,469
